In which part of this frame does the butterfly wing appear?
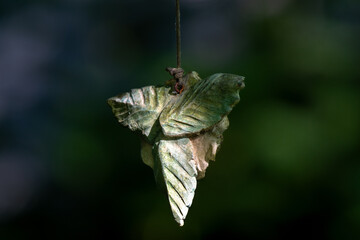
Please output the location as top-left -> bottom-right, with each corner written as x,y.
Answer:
108,86 -> 172,141
159,73 -> 244,137
153,138 -> 198,226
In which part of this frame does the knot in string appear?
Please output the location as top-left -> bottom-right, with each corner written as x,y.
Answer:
166,67 -> 185,94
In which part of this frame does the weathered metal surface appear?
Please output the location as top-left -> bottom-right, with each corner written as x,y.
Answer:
108,71 -> 245,226
160,73 -> 244,137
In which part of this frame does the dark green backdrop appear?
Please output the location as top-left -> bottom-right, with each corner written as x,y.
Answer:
0,0 -> 359,239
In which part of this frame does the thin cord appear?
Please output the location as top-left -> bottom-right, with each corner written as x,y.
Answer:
176,0 -> 181,68
166,0 -> 183,94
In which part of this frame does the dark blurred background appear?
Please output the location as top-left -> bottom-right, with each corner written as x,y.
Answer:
0,0 -> 359,239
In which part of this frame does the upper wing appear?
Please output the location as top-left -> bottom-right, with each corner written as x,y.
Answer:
108,86 -> 172,140
159,73 -> 244,137
153,138 -> 198,226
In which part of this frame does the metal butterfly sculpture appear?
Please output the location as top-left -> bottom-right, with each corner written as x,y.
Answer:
108,71 -> 245,226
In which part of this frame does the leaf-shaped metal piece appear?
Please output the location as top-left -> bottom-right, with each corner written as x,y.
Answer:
108,86 -> 172,141
160,73 -> 244,137
154,138 -> 198,226
190,116 -> 229,179
108,71 -> 245,226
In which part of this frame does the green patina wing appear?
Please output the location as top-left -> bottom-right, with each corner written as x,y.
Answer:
154,138 -> 198,226
160,73 -> 244,137
108,86 -> 172,140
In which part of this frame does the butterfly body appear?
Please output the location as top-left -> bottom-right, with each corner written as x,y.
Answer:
108,71 -> 244,226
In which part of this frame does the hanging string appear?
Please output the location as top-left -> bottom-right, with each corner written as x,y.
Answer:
166,0 -> 184,94
176,0 -> 181,68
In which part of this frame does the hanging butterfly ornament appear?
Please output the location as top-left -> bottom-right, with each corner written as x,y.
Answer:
107,0 -> 245,227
